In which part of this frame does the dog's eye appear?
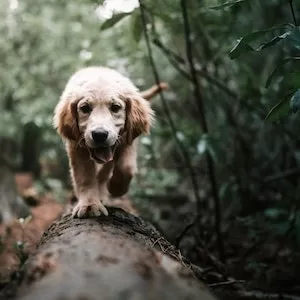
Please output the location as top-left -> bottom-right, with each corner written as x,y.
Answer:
111,103 -> 122,113
80,103 -> 92,114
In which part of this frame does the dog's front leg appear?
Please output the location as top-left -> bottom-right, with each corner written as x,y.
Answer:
96,161 -> 114,205
108,142 -> 137,197
67,142 -> 108,218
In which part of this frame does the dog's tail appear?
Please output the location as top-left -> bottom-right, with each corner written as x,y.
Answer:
141,82 -> 168,101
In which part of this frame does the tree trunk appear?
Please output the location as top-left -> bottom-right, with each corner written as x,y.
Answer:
6,207 -> 218,300
20,122 -> 41,178
0,165 -> 30,222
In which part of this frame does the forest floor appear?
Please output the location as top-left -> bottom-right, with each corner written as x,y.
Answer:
152,201 -> 300,297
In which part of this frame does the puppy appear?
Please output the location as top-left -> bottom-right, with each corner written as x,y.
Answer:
54,67 -> 154,218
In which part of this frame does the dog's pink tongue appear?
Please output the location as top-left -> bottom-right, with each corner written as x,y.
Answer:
95,147 -> 113,163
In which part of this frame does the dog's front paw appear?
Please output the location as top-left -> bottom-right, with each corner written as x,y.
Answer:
72,198 -> 108,218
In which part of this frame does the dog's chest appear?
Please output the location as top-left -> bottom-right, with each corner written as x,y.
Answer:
95,161 -> 114,180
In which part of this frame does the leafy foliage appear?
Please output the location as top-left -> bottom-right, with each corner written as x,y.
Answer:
229,24 -> 294,59
229,7 -> 300,121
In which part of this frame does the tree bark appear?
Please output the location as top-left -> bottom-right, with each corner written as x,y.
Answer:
6,207 -> 217,300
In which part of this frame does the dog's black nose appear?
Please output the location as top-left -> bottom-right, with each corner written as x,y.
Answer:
91,129 -> 109,143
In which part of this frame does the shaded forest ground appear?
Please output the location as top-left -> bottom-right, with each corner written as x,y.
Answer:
0,172 -> 299,299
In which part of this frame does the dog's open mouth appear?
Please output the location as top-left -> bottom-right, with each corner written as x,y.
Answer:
90,145 -> 117,164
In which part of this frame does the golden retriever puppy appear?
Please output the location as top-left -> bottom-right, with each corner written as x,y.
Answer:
54,67 -> 154,218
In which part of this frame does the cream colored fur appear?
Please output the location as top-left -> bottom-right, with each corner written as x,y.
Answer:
54,67 -> 154,218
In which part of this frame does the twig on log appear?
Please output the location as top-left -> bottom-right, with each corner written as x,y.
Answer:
208,280 -> 245,287
175,218 -> 196,248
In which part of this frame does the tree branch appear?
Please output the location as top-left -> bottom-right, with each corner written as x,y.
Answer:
138,1 -> 203,212
152,37 -> 239,101
152,38 -> 192,81
289,0 -> 297,26
180,0 -> 225,263
263,167 -> 300,184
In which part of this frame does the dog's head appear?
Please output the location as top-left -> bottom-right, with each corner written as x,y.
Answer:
54,67 -> 154,164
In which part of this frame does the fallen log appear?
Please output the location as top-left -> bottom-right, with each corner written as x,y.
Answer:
4,207 -> 218,300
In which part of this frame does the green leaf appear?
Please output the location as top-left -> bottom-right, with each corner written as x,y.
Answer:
290,89 -> 300,113
265,97 -> 291,122
230,32 -> 291,59
257,31 -> 291,51
219,182 -> 231,200
286,72 -> 300,89
197,134 -> 218,162
131,11 -> 142,43
229,24 -> 294,59
265,57 -> 300,88
287,27 -> 300,50
209,0 -> 246,10
100,12 -> 132,31
274,221 -> 290,235
229,42 -> 254,59
264,208 -> 287,219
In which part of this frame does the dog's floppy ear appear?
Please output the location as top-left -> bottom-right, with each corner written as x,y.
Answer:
124,93 -> 154,144
53,92 -> 80,141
